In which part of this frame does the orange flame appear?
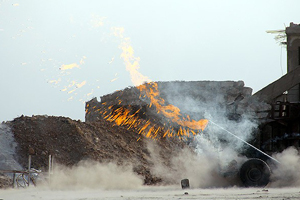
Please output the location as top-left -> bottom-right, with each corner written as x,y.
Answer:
94,27 -> 209,139
60,63 -> 79,70
137,83 -> 208,132
76,81 -> 87,88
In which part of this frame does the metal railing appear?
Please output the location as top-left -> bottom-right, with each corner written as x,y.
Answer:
0,155 -> 53,188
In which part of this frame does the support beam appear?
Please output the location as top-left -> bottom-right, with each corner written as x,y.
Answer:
253,66 -> 300,102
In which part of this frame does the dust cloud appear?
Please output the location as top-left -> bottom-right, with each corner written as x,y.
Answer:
270,146 -> 300,187
148,139 -> 300,189
38,160 -> 143,190
0,123 -> 23,171
147,141 -> 239,188
150,82 -> 261,188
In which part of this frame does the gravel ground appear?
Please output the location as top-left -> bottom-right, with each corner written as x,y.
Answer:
1,186 -> 300,200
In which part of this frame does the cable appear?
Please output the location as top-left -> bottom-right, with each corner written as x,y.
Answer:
208,120 -> 280,164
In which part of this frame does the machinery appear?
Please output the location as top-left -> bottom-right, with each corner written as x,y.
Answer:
181,100 -> 300,188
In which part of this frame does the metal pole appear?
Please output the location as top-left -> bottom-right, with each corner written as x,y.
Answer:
12,173 -> 15,188
48,155 -> 51,183
51,155 -> 54,174
28,155 -> 31,186
209,120 -> 280,163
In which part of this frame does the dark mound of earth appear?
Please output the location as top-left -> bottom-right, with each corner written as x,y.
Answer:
5,115 -> 188,186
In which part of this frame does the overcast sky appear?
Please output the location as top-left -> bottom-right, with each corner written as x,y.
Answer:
0,0 -> 299,122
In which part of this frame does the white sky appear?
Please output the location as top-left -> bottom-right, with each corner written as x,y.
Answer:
0,0 -> 299,122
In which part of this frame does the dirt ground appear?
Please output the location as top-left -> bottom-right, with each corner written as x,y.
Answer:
1,186 -> 300,200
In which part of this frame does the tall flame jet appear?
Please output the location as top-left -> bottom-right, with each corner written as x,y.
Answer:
102,27 -> 208,139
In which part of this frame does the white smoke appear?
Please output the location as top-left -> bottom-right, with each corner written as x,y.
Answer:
148,81 -> 259,188
193,134 -> 248,171
158,81 -> 258,151
270,147 -> 300,187
0,123 -> 23,171
147,140 -> 247,188
160,81 -> 258,159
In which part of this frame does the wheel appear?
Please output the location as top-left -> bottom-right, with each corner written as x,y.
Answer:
239,158 -> 271,187
181,179 -> 190,189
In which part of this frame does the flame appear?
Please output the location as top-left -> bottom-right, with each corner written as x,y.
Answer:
137,83 -> 208,132
68,89 -> 76,94
91,15 -> 106,28
118,37 -> 151,86
80,59 -> 85,65
68,96 -> 73,101
90,27 -> 209,139
117,28 -> 208,134
96,102 -> 207,139
108,57 -> 115,64
87,90 -> 93,96
56,57 -> 90,101
100,106 -> 165,139
48,79 -> 61,85
110,73 -> 119,82
112,27 -> 124,38
76,81 -> 86,88
110,77 -> 118,82
79,56 -> 87,65
60,63 -> 79,71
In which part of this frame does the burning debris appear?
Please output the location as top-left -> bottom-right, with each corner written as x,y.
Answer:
85,80 -> 259,140
84,79 -> 300,188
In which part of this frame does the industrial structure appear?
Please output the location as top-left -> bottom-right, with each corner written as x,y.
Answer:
253,22 -> 300,155
254,22 -> 300,102
85,22 -> 300,187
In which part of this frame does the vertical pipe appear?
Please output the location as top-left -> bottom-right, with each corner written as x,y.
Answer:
12,173 -> 15,188
51,156 -> 54,174
28,155 -> 31,187
48,155 -> 51,183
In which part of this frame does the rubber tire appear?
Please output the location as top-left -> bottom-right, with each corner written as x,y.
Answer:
239,158 -> 271,187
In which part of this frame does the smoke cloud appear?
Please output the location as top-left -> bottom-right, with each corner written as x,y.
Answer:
38,160 -> 143,190
158,81 -> 258,151
147,140 -> 245,188
146,81 -> 260,188
0,123 -> 23,171
270,147 -> 300,187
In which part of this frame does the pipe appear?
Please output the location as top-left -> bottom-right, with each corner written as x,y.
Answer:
28,155 -> 31,186
48,155 -> 52,183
